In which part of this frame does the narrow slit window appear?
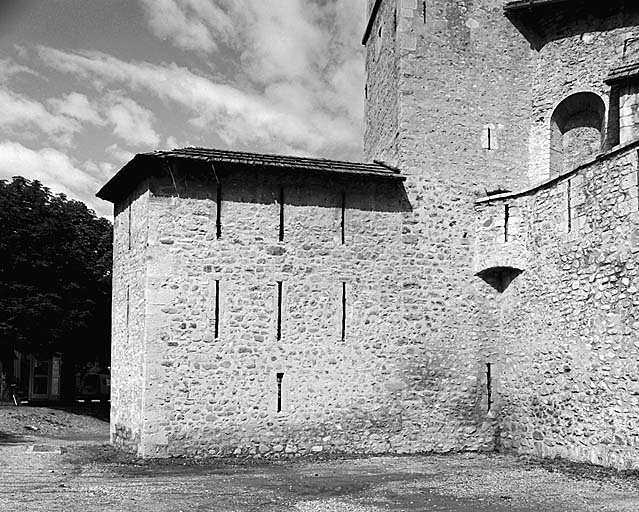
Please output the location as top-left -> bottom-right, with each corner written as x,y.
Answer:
214,280 -> 220,339
276,372 -> 284,413
341,192 -> 346,245
636,151 -> 639,210
127,201 -> 132,250
504,204 -> 510,242
486,362 -> 492,412
567,179 -> 572,233
216,183 -> 222,239
277,281 -> 283,341
422,0 -> 426,23
482,126 -> 495,150
279,187 -> 285,242
341,282 -> 347,341
126,286 -> 130,328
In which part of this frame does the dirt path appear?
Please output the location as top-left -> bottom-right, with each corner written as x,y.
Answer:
1,405 -> 639,511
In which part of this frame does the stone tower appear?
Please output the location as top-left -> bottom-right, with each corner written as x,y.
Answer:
361,0 -> 533,451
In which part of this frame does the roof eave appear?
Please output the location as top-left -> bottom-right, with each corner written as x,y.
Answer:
361,0 -> 383,46
96,153 -> 405,204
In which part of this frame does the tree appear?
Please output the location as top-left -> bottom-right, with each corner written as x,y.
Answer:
0,177 -> 112,397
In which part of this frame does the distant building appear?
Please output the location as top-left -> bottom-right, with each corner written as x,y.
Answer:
99,0 -> 639,469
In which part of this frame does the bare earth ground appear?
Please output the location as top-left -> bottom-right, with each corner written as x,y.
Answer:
1,405 -> 639,511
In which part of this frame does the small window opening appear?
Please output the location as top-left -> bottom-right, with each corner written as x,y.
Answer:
567,179 -> 572,233
127,200 -> 132,250
340,192 -> 346,245
277,281 -> 283,341
276,372 -> 284,413
341,282 -> 347,341
636,150 -> 639,211
482,125 -> 496,150
216,183 -> 222,239
126,286 -> 130,328
279,187 -> 285,242
214,280 -> 220,339
486,363 -> 493,412
422,1 -> 427,23
504,204 -> 510,242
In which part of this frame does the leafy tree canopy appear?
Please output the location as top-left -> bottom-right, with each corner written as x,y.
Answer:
0,177 -> 112,365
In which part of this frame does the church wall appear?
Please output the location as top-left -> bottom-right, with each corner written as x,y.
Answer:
110,180 -> 150,452
364,0 -> 399,166
475,142 -> 639,469
364,0 -> 533,452
529,11 -> 639,183
135,168 -> 425,458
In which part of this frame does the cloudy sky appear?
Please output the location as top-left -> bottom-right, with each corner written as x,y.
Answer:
0,0 -> 367,216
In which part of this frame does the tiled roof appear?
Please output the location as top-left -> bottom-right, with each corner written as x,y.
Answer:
97,147 -> 404,203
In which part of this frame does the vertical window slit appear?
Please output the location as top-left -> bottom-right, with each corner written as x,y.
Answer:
636,151 -> 639,210
277,281 -> 283,341
504,204 -> 510,242
214,279 -> 220,339
279,187 -> 285,242
487,127 -> 492,150
276,372 -> 284,413
126,286 -> 130,328
127,201 -> 132,250
341,282 -> 347,341
422,1 -> 427,23
341,192 -> 346,245
567,179 -> 572,233
216,183 -> 222,239
486,362 -> 492,412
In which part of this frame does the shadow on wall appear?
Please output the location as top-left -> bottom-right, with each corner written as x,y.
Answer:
512,4 -> 639,50
476,266 -> 523,293
550,92 -> 606,176
146,159 -> 413,214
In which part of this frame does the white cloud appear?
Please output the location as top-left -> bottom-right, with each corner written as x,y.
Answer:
104,94 -> 160,147
0,88 -> 81,146
105,143 -> 135,166
37,46 -> 362,158
0,140 -> 112,216
138,0 -> 229,54
48,92 -> 104,125
0,58 -> 42,82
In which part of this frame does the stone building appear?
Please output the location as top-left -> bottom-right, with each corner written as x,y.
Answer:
98,0 -> 639,469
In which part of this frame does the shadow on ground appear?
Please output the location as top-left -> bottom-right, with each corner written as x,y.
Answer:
0,430 -> 26,445
45,402 -> 109,422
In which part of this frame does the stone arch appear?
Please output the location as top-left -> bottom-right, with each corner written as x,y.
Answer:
549,92 -> 606,176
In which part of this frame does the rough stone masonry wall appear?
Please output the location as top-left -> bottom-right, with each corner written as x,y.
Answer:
364,0 -> 399,167
475,142 -> 639,469
529,10 -> 639,183
135,164 -> 422,458
110,181 -> 149,452
364,0 -> 533,453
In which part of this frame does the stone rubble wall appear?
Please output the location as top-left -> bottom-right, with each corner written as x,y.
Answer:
529,11 -> 639,183
110,180 -> 150,452
475,142 -> 639,469
135,165 -> 430,458
363,0 -> 534,454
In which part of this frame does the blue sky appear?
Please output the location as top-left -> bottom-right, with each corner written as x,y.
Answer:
0,0 -> 367,216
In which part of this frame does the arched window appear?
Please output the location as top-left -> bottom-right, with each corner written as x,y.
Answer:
549,92 -> 606,176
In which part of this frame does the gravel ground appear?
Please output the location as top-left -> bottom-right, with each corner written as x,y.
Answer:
1,405 -> 639,511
